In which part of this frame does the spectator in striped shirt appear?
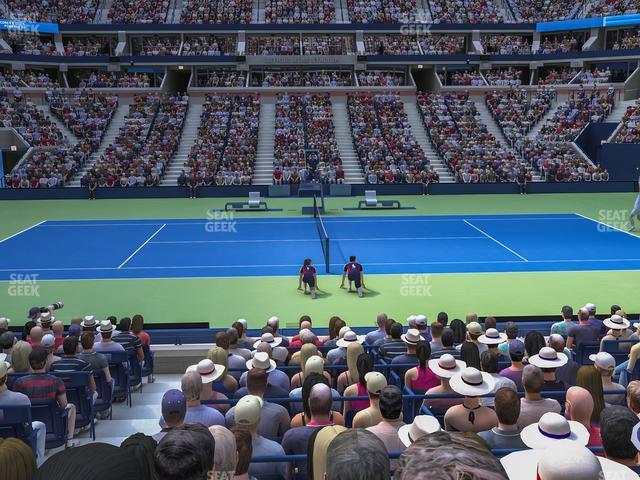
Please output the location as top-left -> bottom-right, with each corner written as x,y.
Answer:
51,336 -> 97,397
379,323 -> 406,363
113,317 -> 144,361
13,347 -> 77,448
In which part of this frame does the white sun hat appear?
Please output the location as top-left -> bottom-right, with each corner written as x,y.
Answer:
428,354 -> 466,379
398,415 -> 441,447
520,412 -> 589,449
400,328 -> 424,345
336,330 -> 365,348
253,332 -> 283,349
527,347 -> 568,369
603,314 -> 630,330
186,359 -> 225,383
449,367 -> 495,397
246,351 -> 276,373
477,328 -> 508,345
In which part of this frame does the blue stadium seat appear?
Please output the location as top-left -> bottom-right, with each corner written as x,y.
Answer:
0,404 -> 38,456
103,351 -> 131,407
55,371 -> 96,440
30,399 -> 69,450
141,344 -> 155,380
93,370 -> 114,420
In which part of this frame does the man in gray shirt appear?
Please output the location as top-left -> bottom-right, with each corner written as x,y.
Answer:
478,387 -> 526,449
226,368 -> 290,440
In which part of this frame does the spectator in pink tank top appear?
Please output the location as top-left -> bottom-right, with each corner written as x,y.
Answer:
405,341 -> 439,394
343,352 -> 373,416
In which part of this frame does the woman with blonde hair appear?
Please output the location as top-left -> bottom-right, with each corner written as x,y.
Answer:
309,425 -> 347,480
576,365 -> 605,422
0,437 -> 36,480
206,347 -> 238,413
9,341 -> 32,374
291,344 -> 331,389
337,342 -> 364,393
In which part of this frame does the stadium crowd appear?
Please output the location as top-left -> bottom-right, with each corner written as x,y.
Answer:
484,68 -> 525,86
107,0 -> 169,24
349,93 -> 432,184
418,35 -> 466,55
3,302 -> 640,479
346,0 -> 416,23
181,36 -> 236,56
538,67 -> 580,85
264,0 -> 335,23
255,71 -> 353,87
196,70 -> 246,88
357,71 -> 405,87
179,0 -> 252,24
429,0 -> 504,24
184,94 -> 259,186
363,35 -> 420,55
82,93 -> 187,187
4,0 -> 98,23
507,0 -> 575,22
4,33 -> 60,56
440,71 -> 486,86
131,36 -> 182,56
302,35 -> 355,55
482,35 -> 532,55
247,36 -> 301,55
62,37 -> 114,57
614,99 -> 640,144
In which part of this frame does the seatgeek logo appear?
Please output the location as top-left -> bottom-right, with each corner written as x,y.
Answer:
8,273 -> 40,297
205,209 -> 237,233
399,13 -> 432,36
400,274 -> 433,297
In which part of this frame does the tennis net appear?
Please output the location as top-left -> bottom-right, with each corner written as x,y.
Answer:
313,195 -> 330,273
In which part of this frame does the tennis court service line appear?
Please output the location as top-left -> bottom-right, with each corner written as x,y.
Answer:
463,219 -> 529,262
118,224 -> 167,269
0,220 -> 46,244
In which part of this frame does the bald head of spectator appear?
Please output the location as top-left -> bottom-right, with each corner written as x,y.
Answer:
548,333 -> 566,352
523,365 -> 544,399
246,368 -> 268,398
300,329 -> 317,345
309,383 -> 332,423
465,313 -> 478,325
578,308 -> 589,323
29,326 -> 43,345
52,321 -> 63,340
299,320 -> 312,331
627,381 -> 640,415
215,332 -> 230,350
565,386 -> 594,429
255,342 -> 273,358
376,313 -> 388,329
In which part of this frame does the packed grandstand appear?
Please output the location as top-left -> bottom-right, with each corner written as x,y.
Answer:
3,306 -> 640,479
0,0 -> 638,189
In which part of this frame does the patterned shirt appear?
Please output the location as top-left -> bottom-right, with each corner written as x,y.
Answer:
13,373 -> 65,401
113,332 -> 143,352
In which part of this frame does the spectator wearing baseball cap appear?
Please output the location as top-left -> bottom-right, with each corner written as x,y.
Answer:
517,365 -> 561,428
499,339 -> 526,390
478,387 -> 526,450
590,352 -> 625,405
353,371 -> 388,428
282,383 -> 333,479
601,405 -> 640,469
366,385 -> 406,470
225,368 -> 290,439
565,386 -> 601,447
413,315 -> 431,342
457,322 -> 488,356
584,303 -> 607,335
153,389 -> 186,443
160,371 -> 224,429
28,307 -> 40,322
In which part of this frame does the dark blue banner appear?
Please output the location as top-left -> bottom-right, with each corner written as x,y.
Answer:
0,18 -> 59,34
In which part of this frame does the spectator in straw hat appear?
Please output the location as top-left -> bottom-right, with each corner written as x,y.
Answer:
478,328 -> 508,354
600,314 -> 635,351
392,328 -> 424,376
93,320 -> 124,354
162,369 -> 224,428
590,352 -> 625,405
398,415 -> 441,447
241,351 -> 290,391
352,371 -> 388,429
254,331 -> 289,365
520,412 -> 589,450
444,367 -> 497,433
326,326 -> 355,364
501,443 -> 637,480
528,346 -> 569,401
424,354 -> 466,415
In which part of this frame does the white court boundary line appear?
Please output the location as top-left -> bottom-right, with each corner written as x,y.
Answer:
573,212 -> 640,239
5,257 -> 640,273
463,220 -> 529,262
117,224 -> 166,269
148,236 -> 488,244
0,220 -> 46,244
37,216 -> 584,227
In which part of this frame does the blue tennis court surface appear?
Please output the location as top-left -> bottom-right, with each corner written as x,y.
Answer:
0,213 -> 639,281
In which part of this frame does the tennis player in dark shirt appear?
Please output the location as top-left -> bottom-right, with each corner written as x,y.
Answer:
298,259 -> 318,299
340,255 -> 365,297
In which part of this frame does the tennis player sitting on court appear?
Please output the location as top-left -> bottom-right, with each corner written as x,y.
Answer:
340,255 -> 365,297
298,258 -> 318,299
629,176 -> 640,232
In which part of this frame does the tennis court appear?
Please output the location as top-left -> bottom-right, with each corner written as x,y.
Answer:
0,212 -> 639,281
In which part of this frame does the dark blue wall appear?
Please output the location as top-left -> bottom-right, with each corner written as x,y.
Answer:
0,181 -> 636,200
598,143 -> 640,181
575,123 -> 618,164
